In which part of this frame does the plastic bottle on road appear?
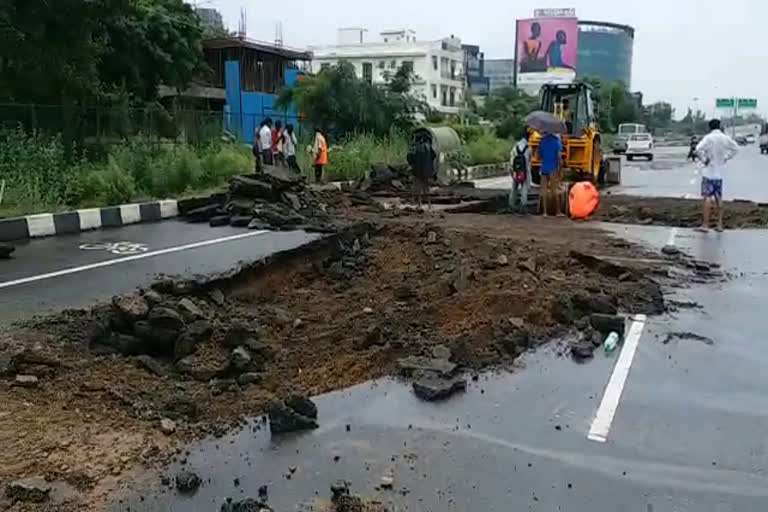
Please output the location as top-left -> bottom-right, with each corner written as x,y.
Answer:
604,332 -> 620,353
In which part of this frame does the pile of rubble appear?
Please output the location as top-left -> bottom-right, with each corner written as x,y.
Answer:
83,288 -> 315,426
353,163 -> 415,194
182,166 -> 351,232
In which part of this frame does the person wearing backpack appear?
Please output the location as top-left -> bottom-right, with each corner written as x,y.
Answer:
509,128 -> 531,213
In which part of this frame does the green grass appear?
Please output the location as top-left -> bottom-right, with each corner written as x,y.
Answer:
0,126 -> 513,217
466,133 -> 513,166
296,130 -> 409,182
0,128 -> 252,217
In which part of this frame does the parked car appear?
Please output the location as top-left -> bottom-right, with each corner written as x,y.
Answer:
735,134 -> 748,146
746,134 -> 757,144
626,133 -> 654,161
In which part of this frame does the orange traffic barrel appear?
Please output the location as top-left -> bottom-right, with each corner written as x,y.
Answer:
569,181 -> 600,219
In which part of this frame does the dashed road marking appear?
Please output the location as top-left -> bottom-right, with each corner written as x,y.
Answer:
588,314 -> 647,443
0,230 -> 269,290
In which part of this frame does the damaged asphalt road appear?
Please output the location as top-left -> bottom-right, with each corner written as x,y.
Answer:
0,206 -> 730,511
2,154 -> 767,511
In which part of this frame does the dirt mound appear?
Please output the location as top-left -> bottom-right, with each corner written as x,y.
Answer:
0,214 -> 709,508
595,194 -> 768,228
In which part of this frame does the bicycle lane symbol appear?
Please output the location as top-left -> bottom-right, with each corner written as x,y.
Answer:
79,241 -> 149,256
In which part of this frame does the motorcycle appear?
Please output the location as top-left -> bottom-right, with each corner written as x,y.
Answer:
687,137 -> 698,162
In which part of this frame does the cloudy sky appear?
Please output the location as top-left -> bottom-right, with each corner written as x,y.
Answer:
199,0 -> 765,118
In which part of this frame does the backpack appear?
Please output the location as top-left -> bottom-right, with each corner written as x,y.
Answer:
512,142 -> 528,183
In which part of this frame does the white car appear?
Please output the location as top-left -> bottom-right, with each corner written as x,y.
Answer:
626,133 -> 654,161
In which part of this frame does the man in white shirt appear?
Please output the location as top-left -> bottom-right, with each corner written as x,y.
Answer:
509,129 -> 531,213
258,119 -> 273,166
695,119 -> 738,232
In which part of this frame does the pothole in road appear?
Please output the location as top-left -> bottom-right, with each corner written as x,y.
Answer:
0,215 -> 714,510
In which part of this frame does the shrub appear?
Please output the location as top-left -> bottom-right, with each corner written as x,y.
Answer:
146,145 -> 202,197
109,137 -> 160,194
97,158 -> 136,205
495,116 -> 526,140
0,127 -> 76,210
199,144 -> 252,185
466,133 -> 513,166
321,131 -> 408,182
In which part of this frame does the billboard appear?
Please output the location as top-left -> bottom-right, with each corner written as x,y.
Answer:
515,17 -> 578,94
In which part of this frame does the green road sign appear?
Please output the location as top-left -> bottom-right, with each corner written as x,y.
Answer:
738,98 -> 758,109
716,98 -> 735,108
716,98 -> 757,109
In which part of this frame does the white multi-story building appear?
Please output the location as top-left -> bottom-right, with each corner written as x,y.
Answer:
310,28 -> 465,115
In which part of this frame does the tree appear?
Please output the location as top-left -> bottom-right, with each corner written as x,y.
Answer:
643,102 -> 674,134
274,61 -> 425,138
582,76 -> 640,133
0,0 -> 204,104
99,0 -> 205,101
479,87 -> 538,139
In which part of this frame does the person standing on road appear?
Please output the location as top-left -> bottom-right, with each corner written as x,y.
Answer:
407,135 -> 436,210
695,119 -> 738,232
538,131 -> 563,216
284,124 -> 300,173
509,129 -> 531,213
272,120 -> 285,167
259,118 -> 273,165
253,121 -> 264,172
312,128 -> 328,183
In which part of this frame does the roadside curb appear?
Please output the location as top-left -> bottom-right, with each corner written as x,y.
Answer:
0,200 -> 179,242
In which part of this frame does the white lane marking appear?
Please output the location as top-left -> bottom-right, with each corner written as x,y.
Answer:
26,213 -> 56,237
0,230 -> 269,290
588,314 -> 647,443
666,227 -> 678,247
119,204 -> 141,225
159,200 -> 179,219
77,208 -> 102,231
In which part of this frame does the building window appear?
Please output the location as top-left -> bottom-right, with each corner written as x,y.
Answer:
450,61 -> 457,80
378,61 -> 385,69
402,61 -> 414,73
384,37 -> 388,43
389,60 -> 397,69
449,87 -> 456,107
441,85 -> 448,106
431,84 -> 437,99
362,62 -> 373,84
432,56 -> 438,71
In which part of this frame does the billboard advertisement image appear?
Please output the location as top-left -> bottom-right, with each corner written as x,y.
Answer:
516,17 -> 578,93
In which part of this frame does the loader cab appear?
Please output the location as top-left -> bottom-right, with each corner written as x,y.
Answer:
539,83 -> 596,136
529,82 -> 603,180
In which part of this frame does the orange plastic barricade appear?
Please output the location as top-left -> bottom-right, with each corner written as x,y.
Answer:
569,181 -> 600,219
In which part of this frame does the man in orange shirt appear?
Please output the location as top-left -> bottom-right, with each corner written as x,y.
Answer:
312,128 -> 328,183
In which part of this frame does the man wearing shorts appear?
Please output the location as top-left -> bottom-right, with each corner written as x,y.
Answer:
695,119 -> 738,231
538,131 -> 563,216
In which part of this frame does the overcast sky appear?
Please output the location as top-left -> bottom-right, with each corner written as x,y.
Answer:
200,0 -> 765,119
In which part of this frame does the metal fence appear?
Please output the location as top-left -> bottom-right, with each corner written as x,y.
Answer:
0,103 -> 307,151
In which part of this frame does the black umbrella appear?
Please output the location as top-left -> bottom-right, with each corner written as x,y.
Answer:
524,110 -> 567,134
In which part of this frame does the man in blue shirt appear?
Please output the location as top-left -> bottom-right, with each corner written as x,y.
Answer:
538,132 -> 563,216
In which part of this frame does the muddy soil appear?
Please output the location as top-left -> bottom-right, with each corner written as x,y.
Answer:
0,213 -> 706,510
596,194 -> 768,228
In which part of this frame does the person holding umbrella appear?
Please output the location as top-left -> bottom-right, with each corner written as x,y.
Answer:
524,111 -> 567,216
538,130 -> 563,216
